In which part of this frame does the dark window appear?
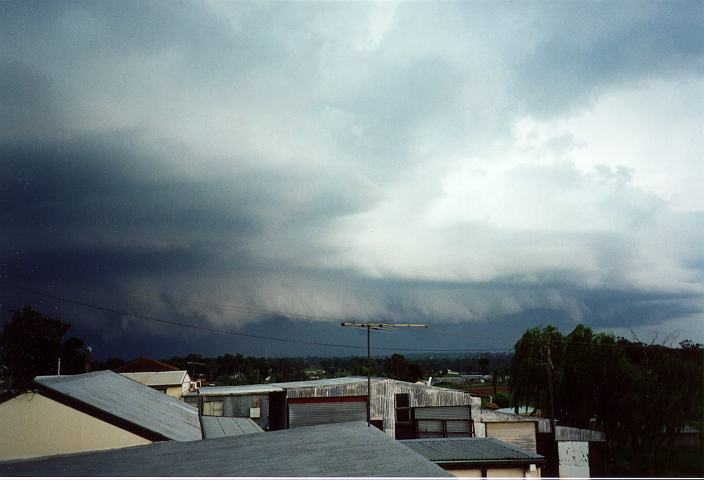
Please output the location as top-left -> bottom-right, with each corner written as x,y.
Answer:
397,409 -> 410,422
395,393 -> 410,408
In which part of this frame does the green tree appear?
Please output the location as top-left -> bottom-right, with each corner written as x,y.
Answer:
0,306 -> 85,390
383,353 -> 422,382
510,325 -> 564,416
511,323 -> 703,475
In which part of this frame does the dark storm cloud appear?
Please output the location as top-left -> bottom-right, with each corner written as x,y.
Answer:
1,0 -> 702,355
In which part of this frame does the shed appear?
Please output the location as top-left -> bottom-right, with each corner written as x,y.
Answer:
119,370 -> 191,399
402,437 -> 545,478
0,370 -> 201,461
536,421 -> 607,477
190,384 -> 284,430
481,409 -> 539,452
0,421 -> 452,477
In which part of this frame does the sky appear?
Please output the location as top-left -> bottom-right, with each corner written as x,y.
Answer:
1,0 -> 703,359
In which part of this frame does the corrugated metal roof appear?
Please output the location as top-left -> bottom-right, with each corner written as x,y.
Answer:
199,384 -> 284,396
271,376 -> 374,389
34,370 -> 201,442
401,437 -> 545,464
197,377 -> 376,396
0,421 -> 452,477
119,370 -> 188,387
200,416 -> 263,438
481,409 -> 539,422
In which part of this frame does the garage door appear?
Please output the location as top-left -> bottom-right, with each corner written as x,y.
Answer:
485,422 -> 537,452
288,396 -> 367,428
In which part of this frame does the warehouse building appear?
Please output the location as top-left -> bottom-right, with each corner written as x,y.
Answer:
185,376 -> 481,439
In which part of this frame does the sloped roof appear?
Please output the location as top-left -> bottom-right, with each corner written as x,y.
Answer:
113,357 -> 180,373
198,384 -> 284,396
34,370 -> 201,442
119,370 -> 188,387
272,376 -> 373,389
197,377 -> 476,400
401,437 -> 545,465
200,416 -> 263,438
197,377 -> 376,397
481,408 -> 540,423
0,422 -> 451,477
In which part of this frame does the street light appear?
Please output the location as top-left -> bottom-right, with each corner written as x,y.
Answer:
340,322 -> 428,427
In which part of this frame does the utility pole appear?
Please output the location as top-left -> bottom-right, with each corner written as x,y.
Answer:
340,322 -> 428,427
186,361 -> 206,384
542,343 -> 558,476
545,344 -> 556,437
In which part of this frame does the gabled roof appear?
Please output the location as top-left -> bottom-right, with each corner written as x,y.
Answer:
34,370 -> 201,442
0,421 -> 452,477
113,357 -> 179,373
200,416 -> 263,438
401,437 -> 545,466
119,370 -> 189,387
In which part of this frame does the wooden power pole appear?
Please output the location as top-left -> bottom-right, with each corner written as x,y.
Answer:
340,322 -> 428,427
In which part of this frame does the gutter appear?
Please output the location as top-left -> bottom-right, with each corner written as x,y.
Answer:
436,458 -> 546,468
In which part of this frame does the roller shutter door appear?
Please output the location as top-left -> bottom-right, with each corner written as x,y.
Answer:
485,422 -> 537,452
414,406 -> 473,438
288,397 -> 367,428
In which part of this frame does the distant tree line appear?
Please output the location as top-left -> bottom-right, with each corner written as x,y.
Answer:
1,305 -> 512,391
511,324 -> 703,475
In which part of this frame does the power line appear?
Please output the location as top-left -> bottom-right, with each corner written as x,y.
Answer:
126,292 -> 341,323
0,281 -> 513,353
2,281 -> 672,353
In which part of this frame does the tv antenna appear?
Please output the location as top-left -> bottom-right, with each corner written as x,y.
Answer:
340,322 -> 428,427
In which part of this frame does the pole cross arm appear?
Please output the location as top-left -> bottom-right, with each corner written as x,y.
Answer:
340,321 -> 428,427
340,322 -> 428,329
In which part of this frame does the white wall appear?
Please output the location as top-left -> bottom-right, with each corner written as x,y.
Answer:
558,441 -> 589,478
0,392 -> 151,461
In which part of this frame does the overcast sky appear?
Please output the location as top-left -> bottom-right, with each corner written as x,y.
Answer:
1,1 -> 703,357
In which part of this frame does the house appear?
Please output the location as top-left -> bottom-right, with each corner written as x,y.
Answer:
113,357 -> 181,373
0,370 -> 201,461
118,370 -> 192,399
401,437 -> 545,478
185,376 -> 482,439
0,421 -> 452,477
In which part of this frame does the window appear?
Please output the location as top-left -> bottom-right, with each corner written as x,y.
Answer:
203,399 -> 224,416
395,394 -> 410,423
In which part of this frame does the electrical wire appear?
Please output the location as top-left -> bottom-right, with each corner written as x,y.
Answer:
2,281 -> 683,353
0,281 -> 514,353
